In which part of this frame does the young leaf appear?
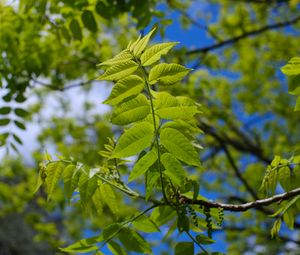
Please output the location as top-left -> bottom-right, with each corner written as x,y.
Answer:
63,164 -> 76,201
103,75 -> 144,106
97,60 -> 138,81
113,122 -> 154,158
78,173 -> 98,205
132,27 -> 156,56
128,35 -> 142,51
271,218 -> 282,238
132,214 -> 160,233
111,94 -> 150,125
46,162 -> 65,200
97,50 -> 133,67
149,63 -> 191,85
128,149 -> 157,182
281,57 -> 300,76
118,227 -> 152,254
92,186 -> 104,215
278,166 -> 291,191
100,183 -> 119,215
60,235 -> 101,253
160,128 -> 200,166
174,242 -> 194,255
161,153 -> 186,187
141,42 -> 179,66
150,206 -> 176,226
196,234 -> 215,244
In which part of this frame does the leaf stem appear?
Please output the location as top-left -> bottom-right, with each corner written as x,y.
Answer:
134,58 -> 167,202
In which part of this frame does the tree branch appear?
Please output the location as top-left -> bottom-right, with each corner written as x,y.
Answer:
183,187 -> 300,212
187,15 -> 300,55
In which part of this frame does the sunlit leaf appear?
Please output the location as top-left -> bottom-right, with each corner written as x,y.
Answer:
111,95 -> 150,125
149,63 -> 191,85
160,128 -> 200,166
103,75 -> 144,106
141,42 -> 179,66
113,122 -> 154,158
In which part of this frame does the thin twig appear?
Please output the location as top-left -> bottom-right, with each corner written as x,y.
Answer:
185,231 -> 209,255
187,15 -> 300,55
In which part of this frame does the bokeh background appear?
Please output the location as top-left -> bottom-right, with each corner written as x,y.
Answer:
1,0 -> 300,254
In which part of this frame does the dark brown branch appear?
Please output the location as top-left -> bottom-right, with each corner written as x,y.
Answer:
183,187 -> 300,212
198,120 -> 271,164
187,15 -> 300,55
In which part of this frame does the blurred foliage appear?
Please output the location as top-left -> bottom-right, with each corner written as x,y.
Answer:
0,0 -> 300,254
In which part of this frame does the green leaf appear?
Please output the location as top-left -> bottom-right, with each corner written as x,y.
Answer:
196,234 -> 215,244
103,75 -> 144,106
132,27 -> 156,56
145,170 -> 159,200
113,122 -> 154,158
102,223 -> 121,241
60,235 -> 100,253
69,18 -> 82,41
0,107 -> 11,115
46,162 -> 65,200
154,92 -> 199,120
97,50 -> 133,67
111,94 -> 150,125
177,214 -> 189,232
0,118 -> 10,126
14,108 -> 29,117
128,149 -> 157,182
97,60 -> 138,81
288,75 -> 300,95
12,134 -> 22,145
281,57 -> 300,76
141,42 -> 179,66
132,214 -> 160,233
92,186 -> 104,215
150,206 -> 176,226
118,228 -> 152,254
278,166 -> 291,191
271,218 -> 282,238
149,63 -> 191,85
81,10 -> 97,32
14,120 -> 26,130
63,164 -> 76,201
108,240 -> 127,255
295,96 -> 300,111
174,242 -> 194,255
161,153 -> 186,187
160,128 -> 200,166
78,173 -> 98,205
100,183 -> 119,215
283,207 -> 295,229
128,35 -> 142,51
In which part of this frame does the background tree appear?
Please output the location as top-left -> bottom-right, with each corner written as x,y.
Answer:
1,0 -> 300,254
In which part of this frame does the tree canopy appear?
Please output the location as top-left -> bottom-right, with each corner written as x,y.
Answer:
1,0 -> 300,254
